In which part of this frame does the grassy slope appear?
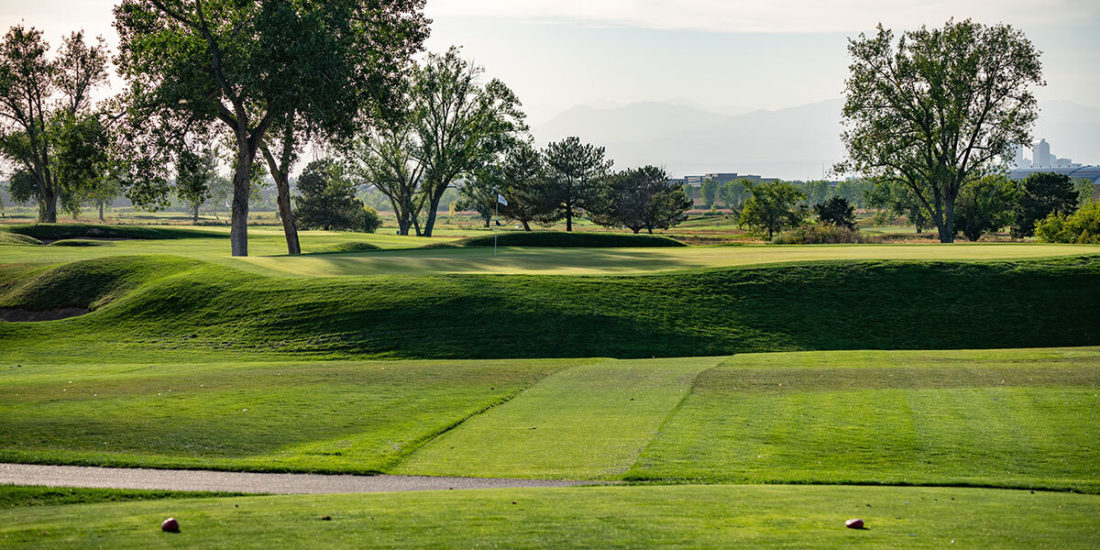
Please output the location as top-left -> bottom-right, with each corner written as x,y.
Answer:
629,348 -> 1100,493
2,485 -> 1098,549
395,357 -> 722,479
0,359 -> 581,473
443,231 -> 685,247
2,255 -> 1098,361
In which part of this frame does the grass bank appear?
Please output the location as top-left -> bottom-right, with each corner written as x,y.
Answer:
1,255 -> 1098,361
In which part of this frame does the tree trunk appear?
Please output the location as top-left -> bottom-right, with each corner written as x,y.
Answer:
41,191 -> 58,223
423,207 -> 439,237
940,200 -> 956,243
483,218 -> 490,228
647,227 -> 653,234
230,146 -> 253,257
566,207 -> 573,232
521,220 -> 531,231
193,203 -> 199,223
99,202 -> 105,222
272,173 -> 300,255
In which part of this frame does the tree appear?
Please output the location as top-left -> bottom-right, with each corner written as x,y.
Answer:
352,115 -> 426,236
293,158 -> 375,232
0,27 -> 109,222
497,142 -> 557,231
955,174 -> 1016,241
1035,200 -> 1100,244
814,196 -> 856,229
700,178 -> 719,209
410,47 -> 526,237
799,180 -> 831,206
114,0 -> 428,256
865,179 -> 934,233
544,136 -> 613,231
837,19 -> 1043,243
589,165 -> 691,234
739,181 -> 807,240
720,178 -> 751,217
1011,172 -> 1078,238
1073,178 -> 1096,208
456,170 -> 500,228
175,146 -> 218,223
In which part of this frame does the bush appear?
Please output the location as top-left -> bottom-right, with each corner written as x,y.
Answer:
1035,201 -> 1100,244
361,206 -> 382,233
773,223 -> 868,244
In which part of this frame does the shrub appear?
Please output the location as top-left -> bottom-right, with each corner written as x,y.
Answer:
1035,201 -> 1100,244
773,223 -> 868,244
361,206 -> 382,233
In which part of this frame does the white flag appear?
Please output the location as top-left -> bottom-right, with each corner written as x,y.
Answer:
497,193 -> 508,206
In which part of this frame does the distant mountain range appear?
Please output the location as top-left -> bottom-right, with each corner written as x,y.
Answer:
531,99 -> 1100,180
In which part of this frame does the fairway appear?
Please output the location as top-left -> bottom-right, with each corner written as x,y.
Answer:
0,359 -> 579,473
2,484 -> 1098,548
629,348 -> 1100,492
396,357 -> 722,478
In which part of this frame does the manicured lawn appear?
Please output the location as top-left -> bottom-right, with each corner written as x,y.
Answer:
395,357 -> 722,479
3,256 -> 1098,362
0,485 -> 244,509
1,484 -> 1097,548
0,359 -> 580,473
629,348 -> 1100,493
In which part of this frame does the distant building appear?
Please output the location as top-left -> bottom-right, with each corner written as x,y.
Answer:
1009,165 -> 1100,186
677,172 -> 779,187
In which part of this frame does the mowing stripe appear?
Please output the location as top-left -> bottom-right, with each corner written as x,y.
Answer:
392,357 -> 726,479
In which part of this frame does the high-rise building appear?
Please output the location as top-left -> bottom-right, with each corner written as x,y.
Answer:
1033,139 -> 1051,168
1014,144 -> 1031,169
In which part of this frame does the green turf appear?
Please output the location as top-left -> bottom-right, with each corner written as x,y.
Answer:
2,255 -> 1098,362
395,357 -> 722,479
442,231 -> 686,247
1,485 -> 1097,548
0,485 -> 246,509
0,359 -> 578,473
628,348 -> 1100,493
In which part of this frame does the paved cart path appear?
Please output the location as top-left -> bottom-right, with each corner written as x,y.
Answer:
0,463 -> 591,495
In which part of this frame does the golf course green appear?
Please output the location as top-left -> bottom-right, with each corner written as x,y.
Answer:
1,224 -> 1098,547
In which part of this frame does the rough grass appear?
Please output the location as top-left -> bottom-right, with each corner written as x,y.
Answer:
628,348 -> 1100,493
2,485 -> 1098,549
2,223 -> 222,242
1,255 -> 1098,362
442,231 -> 686,247
0,359 -> 579,473
0,485 -> 245,509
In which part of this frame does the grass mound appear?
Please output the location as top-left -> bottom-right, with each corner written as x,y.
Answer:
0,232 -> 42,246
47,239 -> 114,247
446,231 -> 686,248
314,241 -> 382,254
1,255 -> 1097,361
2,223 -> 223,242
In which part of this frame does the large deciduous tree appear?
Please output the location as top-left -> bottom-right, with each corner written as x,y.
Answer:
0,27 -> 109,222
411,47 -> 526,237
175,145 -> 218,223
739,181 -> 807,240
544,136 -> 613,231
114,0 -> 428,256
352,115 -> 426,236
838,19 -> 1043,243
497,143 -> 558,231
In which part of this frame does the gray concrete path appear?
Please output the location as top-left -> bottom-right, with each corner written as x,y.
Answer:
0,463 -> 591,495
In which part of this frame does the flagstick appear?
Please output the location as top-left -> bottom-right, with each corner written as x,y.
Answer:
494,197 -> 499,257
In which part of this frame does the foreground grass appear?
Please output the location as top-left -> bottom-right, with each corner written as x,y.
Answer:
2,255 -> 1098,361
396,357 -> 722,479
629,348 -> 1100,493
0,485 -> 245,509
0,359 -> 580,473
1,485 -> 1097,549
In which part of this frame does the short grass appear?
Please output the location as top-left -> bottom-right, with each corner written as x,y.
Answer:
0,358 -> 580,473
629,348 -> 1100,493
1,485 -> 1098,549
2,255 -> 1097,362
442,231 -> 686,248
395,357 -> 722,479
0,485 -> 245,509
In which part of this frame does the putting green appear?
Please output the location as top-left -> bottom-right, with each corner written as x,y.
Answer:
394,357 -> 723,479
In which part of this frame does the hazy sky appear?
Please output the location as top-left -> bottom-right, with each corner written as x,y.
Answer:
2,0 -> 1097,123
